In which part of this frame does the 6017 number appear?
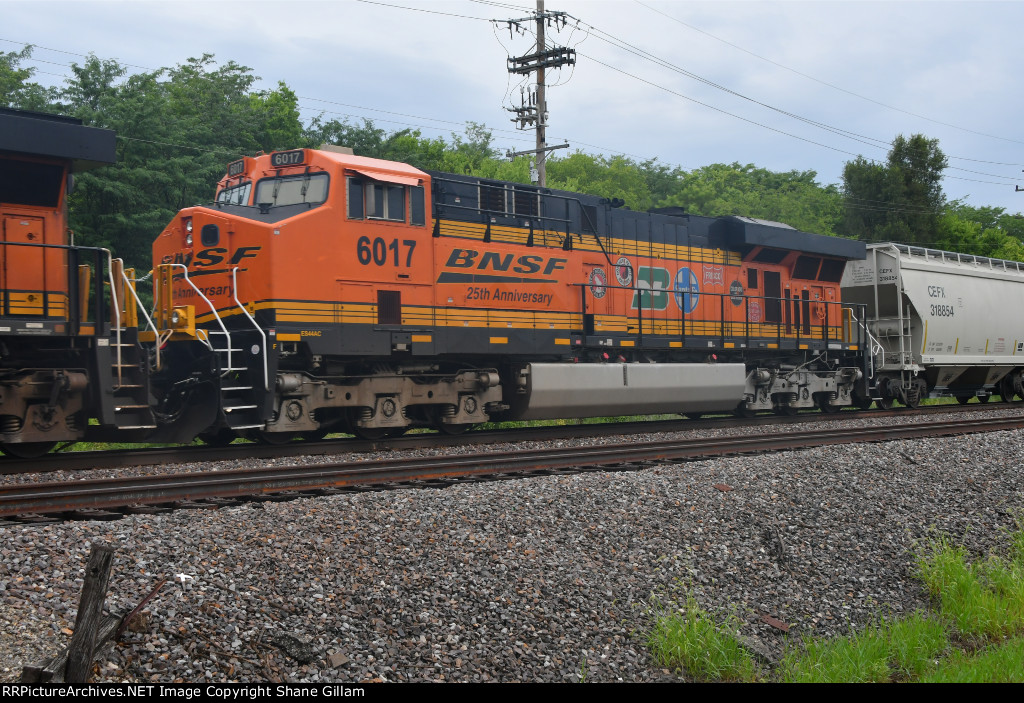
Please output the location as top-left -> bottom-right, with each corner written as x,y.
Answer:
357,237 -> 417,267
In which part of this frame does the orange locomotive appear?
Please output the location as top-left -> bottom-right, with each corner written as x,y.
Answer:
151,147 -> 868,443
0,109 -> 218,457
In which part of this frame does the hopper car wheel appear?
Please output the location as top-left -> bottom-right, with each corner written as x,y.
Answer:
197,429 -> 236,447
685,413 -> 703,420
1000,376 -> 1021,403
956,396 -> 971,405
978,394 -> 990,403
1,441 -> 57,459
302,429 -> 330,441
733,403 -> 755,418
774,405 -> 798,416
876,397 -> 894,410
905,379 -> 927,409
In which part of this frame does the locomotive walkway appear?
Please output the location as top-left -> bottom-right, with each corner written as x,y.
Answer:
2,412 -> 1022,520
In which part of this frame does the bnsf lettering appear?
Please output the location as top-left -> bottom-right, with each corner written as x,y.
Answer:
160,246 -> 262,267
445,249 -> 566,276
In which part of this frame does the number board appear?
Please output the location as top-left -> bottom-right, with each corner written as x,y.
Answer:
227,159 -> 246,177
270,150 -> 305,168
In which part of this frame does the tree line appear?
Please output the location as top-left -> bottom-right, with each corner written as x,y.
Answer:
3,46 -> 1022,271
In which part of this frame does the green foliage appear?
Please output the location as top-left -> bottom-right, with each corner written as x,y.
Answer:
547,152 -> 654,211
0,45 -> 56,110
660,162 -> 843,234
647,593 -> 758,682
840,134 -> 948,245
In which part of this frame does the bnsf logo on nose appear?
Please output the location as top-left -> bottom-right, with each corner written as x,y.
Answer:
445,249 -> 567,276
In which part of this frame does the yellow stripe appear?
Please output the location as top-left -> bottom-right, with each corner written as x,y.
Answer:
489,336 -> 508,344
620,340 -> 635,347
554,338 -> 570,345
412,334 -> 432,343
278,333 -> 301,341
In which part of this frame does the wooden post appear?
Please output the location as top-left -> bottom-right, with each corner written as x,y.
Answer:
64,542 -> 115,683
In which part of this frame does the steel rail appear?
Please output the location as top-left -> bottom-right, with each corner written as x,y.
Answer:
2,415 -> 1022,519
0,402 -> 1009,475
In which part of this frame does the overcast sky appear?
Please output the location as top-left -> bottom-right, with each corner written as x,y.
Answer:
4,0 -> 1023,215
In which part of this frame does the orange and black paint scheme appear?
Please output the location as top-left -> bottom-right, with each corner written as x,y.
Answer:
0,109 -> 183,457
151,147 -> 868,441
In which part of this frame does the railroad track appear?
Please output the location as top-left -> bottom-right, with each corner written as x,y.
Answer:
3,413 -> 1022,522
0,402 -> 1009,475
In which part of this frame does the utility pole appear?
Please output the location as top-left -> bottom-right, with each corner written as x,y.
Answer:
503,0 -> 575,186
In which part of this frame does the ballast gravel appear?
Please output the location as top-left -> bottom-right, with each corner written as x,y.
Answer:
2,416 -> 1023,682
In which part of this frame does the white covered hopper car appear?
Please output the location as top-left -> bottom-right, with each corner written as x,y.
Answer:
841,243 -> 1024,407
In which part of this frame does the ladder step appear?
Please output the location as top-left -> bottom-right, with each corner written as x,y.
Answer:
115,405 -> 150,411
227,423 -> 264,430
224,405 -> 258,411
116,424 -> 158,430
221,367 -> 249,372
221,386 -> 253,392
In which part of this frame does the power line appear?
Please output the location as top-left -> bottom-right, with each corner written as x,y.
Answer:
634,0 -> 1024,148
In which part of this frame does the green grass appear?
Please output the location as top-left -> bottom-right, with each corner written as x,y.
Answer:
916,535 -> 1024,639
779,614 -> 948,683
647,526 -> 1024,683
920,637 -> 1024,683
647,593 -> 758,682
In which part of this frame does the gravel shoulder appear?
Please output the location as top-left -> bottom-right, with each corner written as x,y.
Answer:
2,415 -> 1022,683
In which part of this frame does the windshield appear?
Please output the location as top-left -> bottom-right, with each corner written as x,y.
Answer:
254,173 -> 329,207
216,181 -> 252,205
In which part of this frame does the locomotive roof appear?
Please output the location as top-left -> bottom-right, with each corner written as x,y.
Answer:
720,215 -> 866,260
0,108 -> 116,172
314,150 -> 428,183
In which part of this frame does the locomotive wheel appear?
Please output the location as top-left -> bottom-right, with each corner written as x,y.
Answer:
0,441 -> 57,459
258,431 -> 297,445
197,429 -> 236,447
851,391 -> 873,411
817,398 -> 840,414
352,426 -> 390,440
